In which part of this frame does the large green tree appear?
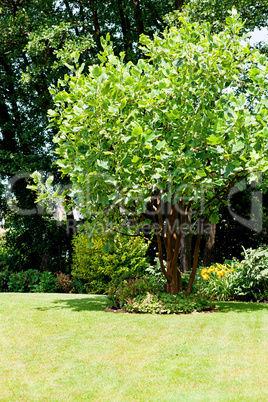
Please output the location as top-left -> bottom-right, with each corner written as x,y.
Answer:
1,0 -> 267,274
47,10 -> 268,294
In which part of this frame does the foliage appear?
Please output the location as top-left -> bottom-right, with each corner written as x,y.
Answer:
0,270 -> 12,292
7,269 -> 40,292
48,10 -> 268,295
1,269 -> 84,293
2,212 -> 72,273
56,272 -> 86,293
197,247 -> 268,301
231,247 -> 268,301
187,0 -> 268,32
1,0 -> 267,294
197,261 -> 238,300
125,292 -> 213,314
108,275 -> 212,314
71,232 -> 151,294
37,271 -> 60,293
108,275 -> 165,308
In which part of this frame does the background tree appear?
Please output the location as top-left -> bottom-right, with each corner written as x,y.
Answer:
47,11 -> 268,294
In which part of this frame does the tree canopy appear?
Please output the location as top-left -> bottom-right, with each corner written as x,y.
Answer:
48,10 -> 268,294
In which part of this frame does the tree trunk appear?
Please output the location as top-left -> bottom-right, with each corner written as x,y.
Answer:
175,0 -> 185,10
117,0 -> 132,58
166,264 -> 178,294
203,223 -> 216,267
165,205 -> 181,294
133,0 -> 144,39
186,218 -> 203,295
180,232 -> 192,272
178,201 -> 192,273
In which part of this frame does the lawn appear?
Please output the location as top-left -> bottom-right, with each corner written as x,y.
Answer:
0,293 -> 267,401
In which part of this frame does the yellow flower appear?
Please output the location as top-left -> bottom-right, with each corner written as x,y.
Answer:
217,270 -> 226,278
201,268 -> 208,276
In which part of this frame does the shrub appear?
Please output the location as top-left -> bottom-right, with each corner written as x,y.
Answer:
108,275 -> 165,308
0,270 -> 12,292
230,247 -> 268,301
71,232 -> 151,293
125,292 -> 213,314
38,271 -> 59,293
5,270 -> 85,294
55,272 -> 86,293
7,269 -> 40,292
108,275 -> 213,314
197,247 -> 268,302
196,261 -> 238,301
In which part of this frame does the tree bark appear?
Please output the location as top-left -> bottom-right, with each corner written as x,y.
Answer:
117,0 -> 133,58
132,0 -> 144,39
165,204 -> 181,294
89,0 -> 101,49
186,230 -> 202,295
180,231 -> 192,273
175,0 -> 185,10
203,223 -> 216,267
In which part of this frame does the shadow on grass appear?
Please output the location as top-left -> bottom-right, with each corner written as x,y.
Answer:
36,295 -> 112,312
215,301 -> 268,314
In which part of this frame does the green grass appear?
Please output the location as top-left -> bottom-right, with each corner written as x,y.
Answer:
0,293 -> 267,401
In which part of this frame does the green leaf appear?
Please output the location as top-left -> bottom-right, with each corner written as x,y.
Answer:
207,134 -> 224,145
108,54 -> 118,65
92,66 -> 102,77
108,105 -> 119,114
232,141 -> 245,153
209,212 -> 219,224
131,156 -> 140,163
77,143 -> 89,154
132,126 -> 143,136
155,140 -> 166,150
97,160 -> 109,169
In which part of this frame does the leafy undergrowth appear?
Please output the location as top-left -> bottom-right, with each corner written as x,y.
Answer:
196,247 -> 268,302
108,276 -> 214,314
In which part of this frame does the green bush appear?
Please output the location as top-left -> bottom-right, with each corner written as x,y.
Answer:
0,270 -> 12,292
196,247 -> 268,302
125,292 -> 213,314
196,261 -> 238,301
108,275 -> 165,308
71,232 -> 151,293
108,275 -> 213,314
38,271 -> 59,293
55,272 -> 86,293
8,269 -> 40,292
4,269 -> 85,294
231,247 -> 268,301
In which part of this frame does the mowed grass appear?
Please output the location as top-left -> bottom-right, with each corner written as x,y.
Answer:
0,293 -> 267,401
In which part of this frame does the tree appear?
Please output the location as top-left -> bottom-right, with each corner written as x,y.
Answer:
47,9 -> 268,294
1,1 -> 268,278
0,0 -> 179,270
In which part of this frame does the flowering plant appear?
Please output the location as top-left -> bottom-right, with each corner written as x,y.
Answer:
197,261 -> 239,300
201,263 -> 236,281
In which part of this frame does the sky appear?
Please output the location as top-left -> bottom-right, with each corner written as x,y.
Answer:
249,27 -> 268,45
